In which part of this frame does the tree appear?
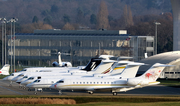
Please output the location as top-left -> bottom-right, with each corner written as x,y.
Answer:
96,0 -> 109,30
90,14 -> 97,24
63,14 -> 70,23
51,5 -> 59,13
21,22 -> 53,33
76,7 -> 84,24
120,5 -> 134,28
62,23 -> 75,30
32,16 -> 39,23
43,16 -> 51,24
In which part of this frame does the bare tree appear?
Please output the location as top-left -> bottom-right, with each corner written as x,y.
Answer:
62,23 -> 75,30
96,0 -> 110,30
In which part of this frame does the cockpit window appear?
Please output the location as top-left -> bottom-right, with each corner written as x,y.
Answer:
10,74 -> 14,76
23,76 -> 28,78
21,69 -> 27,71
18,74 -> 24,77
33,79 -> 40,83
28,77 -> 34,80
57,80 -> 64,83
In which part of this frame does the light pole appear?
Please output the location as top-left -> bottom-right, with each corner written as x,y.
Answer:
8,18 -> 15,73
12,18 -> 18,73
154,22 -> 161,55
1,18 -> 6,66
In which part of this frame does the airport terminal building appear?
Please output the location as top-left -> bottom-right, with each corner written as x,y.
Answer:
7,29 -> 154,67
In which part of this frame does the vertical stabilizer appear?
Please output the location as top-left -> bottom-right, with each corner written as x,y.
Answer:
89,60 -> 115,74
0,64 -> 10,75
140,63 -> 172,82
120,62 -> 145,78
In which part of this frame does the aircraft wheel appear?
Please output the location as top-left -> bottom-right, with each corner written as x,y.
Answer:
35,92 -> 37,95
58,90 -> 62,95
88,92 -> 93,95
113,92 -> 117,96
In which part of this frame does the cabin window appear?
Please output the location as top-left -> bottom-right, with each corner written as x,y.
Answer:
90,82 -> 92,84
73,82 -> 75,84
107,82 -> 109,84
104,82 -> 106,84
101,82 -> 102,84
80,82 -> 82,84
97,82 -> 99,84
114,82 -> 116,84
94,82 -> 95,84
83,82 -> 85,84
111,82 -> 113,84
87,82 -> 88,84
77,82 -> 78,84
51,81 -> 54,83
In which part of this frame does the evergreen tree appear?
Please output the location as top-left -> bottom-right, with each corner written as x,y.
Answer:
63,14 -> 70,23
32,16 -> 39,23
90,14 -> 97,24
43,17 -> 51,24
76,7 -> 84,24
51,5 -> 59,13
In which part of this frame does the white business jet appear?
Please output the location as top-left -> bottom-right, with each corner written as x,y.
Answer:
52,52 -> 72,67
3,55 -> 111,85
26,61 -> 144,94
50,63 -> 172,95
0,64 -> 10,75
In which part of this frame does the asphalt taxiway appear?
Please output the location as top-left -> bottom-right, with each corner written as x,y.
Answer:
0,79 -> 180,96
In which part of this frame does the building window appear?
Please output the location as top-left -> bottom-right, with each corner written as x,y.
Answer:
165,72 -> 169,74
175,72 -> 180,74
170,72 -> 174,74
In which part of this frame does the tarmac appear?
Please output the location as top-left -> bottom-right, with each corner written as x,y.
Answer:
0,79 -> 180,96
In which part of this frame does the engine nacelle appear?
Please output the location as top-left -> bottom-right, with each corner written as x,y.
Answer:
52,61 -> 72,67
127,78 -> 149,86
62,62 -> 72,67
52,61 -> 59,67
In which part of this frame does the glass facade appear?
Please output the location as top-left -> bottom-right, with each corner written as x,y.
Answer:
7,30 -> 154,67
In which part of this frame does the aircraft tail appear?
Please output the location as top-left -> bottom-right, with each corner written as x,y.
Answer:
127,63 -> 173,86
120,62 -> 145,78
90,60 -> 115,74
109,61 -> 132,75
0,64 -> 10,75
140,63 -> 172,82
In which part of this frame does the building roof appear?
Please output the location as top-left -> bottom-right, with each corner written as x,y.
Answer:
138,51 -> 180,75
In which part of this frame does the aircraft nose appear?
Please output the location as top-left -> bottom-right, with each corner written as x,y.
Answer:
2,76 -> 8,80
26,83 -> 33,88
50,83 -> 57,89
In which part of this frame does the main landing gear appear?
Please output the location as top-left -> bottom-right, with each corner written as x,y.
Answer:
88,91 -> 93,95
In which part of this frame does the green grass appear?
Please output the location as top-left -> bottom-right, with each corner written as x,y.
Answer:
0,102 -> 180,106
0,75 -> 8,79
158,79 -> 180,87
